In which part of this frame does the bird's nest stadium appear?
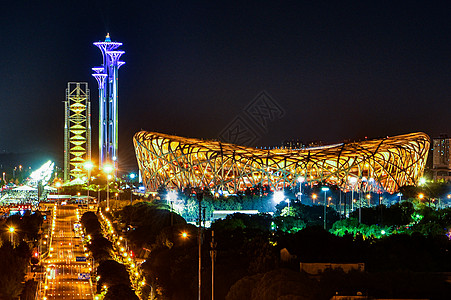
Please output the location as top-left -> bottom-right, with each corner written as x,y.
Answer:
133,131 -> 430,194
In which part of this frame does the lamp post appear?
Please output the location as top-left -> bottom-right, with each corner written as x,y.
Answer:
195,189 -> 204,300
321,187 -> 329,230
210,230 -> 217,300
9,226 -> 15,245
297,176 -> 305,202
349,177 -> 357,211
84,161 -> 94,209
103,163 -> 114,211
274,190 -> 285,205
129,173 -> 136,206
55,181 -> 61,199
97,185 -> 101,211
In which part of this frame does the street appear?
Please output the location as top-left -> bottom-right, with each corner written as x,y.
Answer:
39,203 -> 93,300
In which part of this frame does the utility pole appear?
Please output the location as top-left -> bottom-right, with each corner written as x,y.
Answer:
210,231 -> 217,300
196,189 -> 204,300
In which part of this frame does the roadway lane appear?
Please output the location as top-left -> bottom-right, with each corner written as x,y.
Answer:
41,204 -> 93,300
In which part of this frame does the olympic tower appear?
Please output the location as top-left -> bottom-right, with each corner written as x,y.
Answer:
92,33 -> 125,173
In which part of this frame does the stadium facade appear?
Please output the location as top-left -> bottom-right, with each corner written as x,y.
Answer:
133,131 -> 430,194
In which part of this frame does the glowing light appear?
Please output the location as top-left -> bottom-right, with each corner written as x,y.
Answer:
84,161 -> 94,171
104,164 -> 114,174
273,191 -> 285,203
419,177 -> 426,186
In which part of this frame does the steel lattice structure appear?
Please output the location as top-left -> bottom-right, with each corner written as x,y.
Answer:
64,82 -> 91,181
134,131 -> 430,194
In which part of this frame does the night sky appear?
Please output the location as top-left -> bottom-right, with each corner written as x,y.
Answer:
1,1 -> 450,170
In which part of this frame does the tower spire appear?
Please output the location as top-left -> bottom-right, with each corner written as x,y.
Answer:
92,34 -> 125,173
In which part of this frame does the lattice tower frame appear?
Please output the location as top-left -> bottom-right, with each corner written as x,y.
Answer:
64,82 -> 91,181
134,131 -> 430,194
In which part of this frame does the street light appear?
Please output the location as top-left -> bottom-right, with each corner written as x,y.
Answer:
55,181 -> 61,199
349,177 -> 357,211
103,163 -> 114,211
419,177 -> 426,186
129,173 -> 136,206
273,191 -> 285,204
9,226 -> 15,245
321,187 -> 329,230
84,161 -> 94,209
297,176 -> 305,202
312,193 -> 317,204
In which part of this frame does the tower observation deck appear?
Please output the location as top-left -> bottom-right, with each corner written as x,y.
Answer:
92,33 -> 125,172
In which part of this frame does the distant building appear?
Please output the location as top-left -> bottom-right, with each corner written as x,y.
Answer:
432,135 -> 451,181
282,139 -> 305,149
307,140 -> 323,148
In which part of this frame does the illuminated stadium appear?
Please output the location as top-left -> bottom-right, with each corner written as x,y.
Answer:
133,131 -> 430,194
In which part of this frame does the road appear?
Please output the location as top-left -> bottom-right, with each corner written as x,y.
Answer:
39,203 -> 93,300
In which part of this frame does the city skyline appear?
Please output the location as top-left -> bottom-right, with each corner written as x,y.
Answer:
1,1 -> 450,171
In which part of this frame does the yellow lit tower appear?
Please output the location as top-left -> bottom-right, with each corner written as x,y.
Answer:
64,82 -> 91,181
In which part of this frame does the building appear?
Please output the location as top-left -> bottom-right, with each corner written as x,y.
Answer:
282,139 -> 305,149
92,34 -> 125,173
432,135 -> 451,181
133,131 -> 430,194
64,82 -> 91,181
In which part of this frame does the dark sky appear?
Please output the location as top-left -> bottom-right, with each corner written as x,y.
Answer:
1,1 -> 450,170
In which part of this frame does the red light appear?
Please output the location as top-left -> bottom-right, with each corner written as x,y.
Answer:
130,251 -> 134,257
34,252 -> 39,257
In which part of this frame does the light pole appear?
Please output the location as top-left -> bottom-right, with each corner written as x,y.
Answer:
103,163 -> 114,211
129,173 -> 136,206
84,161 -> 94,209
195,189 -> 204,300
349,177 -> 357,211
97,185 -> 101,210
297,176 -> 305,202
322,187 -> 329,230
55,181 -> 61,200
9,226 -> 15,245
274,190 -> 285,205
210,230 -> 217,300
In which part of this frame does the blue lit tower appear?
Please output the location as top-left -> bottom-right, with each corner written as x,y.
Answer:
92,33 -> 125,173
